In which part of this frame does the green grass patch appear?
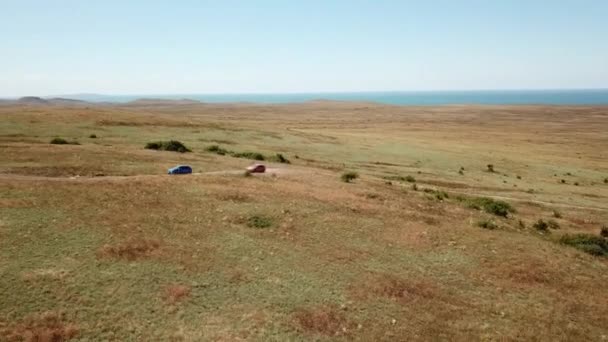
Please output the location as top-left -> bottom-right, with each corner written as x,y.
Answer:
456,196 -> 514,217
145,140 -> 191,153
247,215 -> 273,228
206,145 -> 290,162
559,234 -> 608,256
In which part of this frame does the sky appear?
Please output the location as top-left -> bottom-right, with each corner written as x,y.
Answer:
1,0 -> 607,96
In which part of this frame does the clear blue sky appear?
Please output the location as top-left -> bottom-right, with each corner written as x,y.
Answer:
1,0 -> 607,96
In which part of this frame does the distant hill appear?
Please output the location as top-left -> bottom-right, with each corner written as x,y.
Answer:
0,96 -> 93,106
17,96 -> 50,105
125,98 -> 202,106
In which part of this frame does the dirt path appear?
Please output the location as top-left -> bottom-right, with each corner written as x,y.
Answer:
0,167 -> 297,183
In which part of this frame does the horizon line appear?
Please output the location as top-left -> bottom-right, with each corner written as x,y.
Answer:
2,87 -> 608,99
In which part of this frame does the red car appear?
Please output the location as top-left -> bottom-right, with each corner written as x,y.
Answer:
246,164 -> 266,173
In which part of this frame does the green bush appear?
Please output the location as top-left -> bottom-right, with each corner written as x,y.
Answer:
477,219 -> 497,230
460,197 -> 514,217
232,152 -> 265,161
247,215 -> 272,229
341,171 -> 359,183
560,233 -> 608,256
206,145 -> 271,161
145,140 -> 191,153
206,144 -> 229,155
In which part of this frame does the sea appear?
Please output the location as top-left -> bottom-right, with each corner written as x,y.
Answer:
54,89 -> 608,105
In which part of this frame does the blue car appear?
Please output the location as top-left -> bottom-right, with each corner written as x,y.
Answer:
168,165 -> 192,175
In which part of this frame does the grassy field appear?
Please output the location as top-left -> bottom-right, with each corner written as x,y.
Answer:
1,102 -> 607,341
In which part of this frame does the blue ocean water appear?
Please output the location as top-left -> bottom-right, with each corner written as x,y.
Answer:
62,89 -> 608,105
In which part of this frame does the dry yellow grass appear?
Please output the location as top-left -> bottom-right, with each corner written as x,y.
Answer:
0,102 -> 607,340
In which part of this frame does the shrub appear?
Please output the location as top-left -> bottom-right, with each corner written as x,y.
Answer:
516,175 -> 521,179
411,183 -> 418,191
206,144 -> 228,155
574,182 -> 579,186
604,177 -> 608,184
487,164 -> 495,173
206,145 -> 268,161
560,179 -> 566,184
247,215 -> 272,229
460,197 -> 514,217
477,219 -> 497,230
145,140 -> 191,153
547,219 -> 560,229
405,175 -> 416,183
50,137 -> 80,145
271,153 -> 291,164
423,188 -> 448,201
341,171 -> 359,183
434,190 -> 448,201
533,219 -> 549,232
552,210 -> 562,218
50,137 -> 69,144
458,169 -> 464,175
600,225 -> 608,238
89,134 -> 97,138
232,152 -> 265,161
518,219 -> 526,229
560,233 -> 608,256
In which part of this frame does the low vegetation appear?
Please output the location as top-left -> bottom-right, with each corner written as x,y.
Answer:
533,219 -> 549,232
247,215 -> 273,228
50,137 -> 80,145
477,219 -> 497,230
341,171 -> 359,183
547,219 -> 560,230
457,196 -> 514,217
89,134 -> 97,138
601,225 -> 608,238
3,101 -> 608,340
205,145 -> 290,163
145,140 -> 191,153
423,188 -> 449,201
560,233 -> 608,256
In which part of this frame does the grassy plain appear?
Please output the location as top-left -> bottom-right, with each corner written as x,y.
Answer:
1,102 -> 607,341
